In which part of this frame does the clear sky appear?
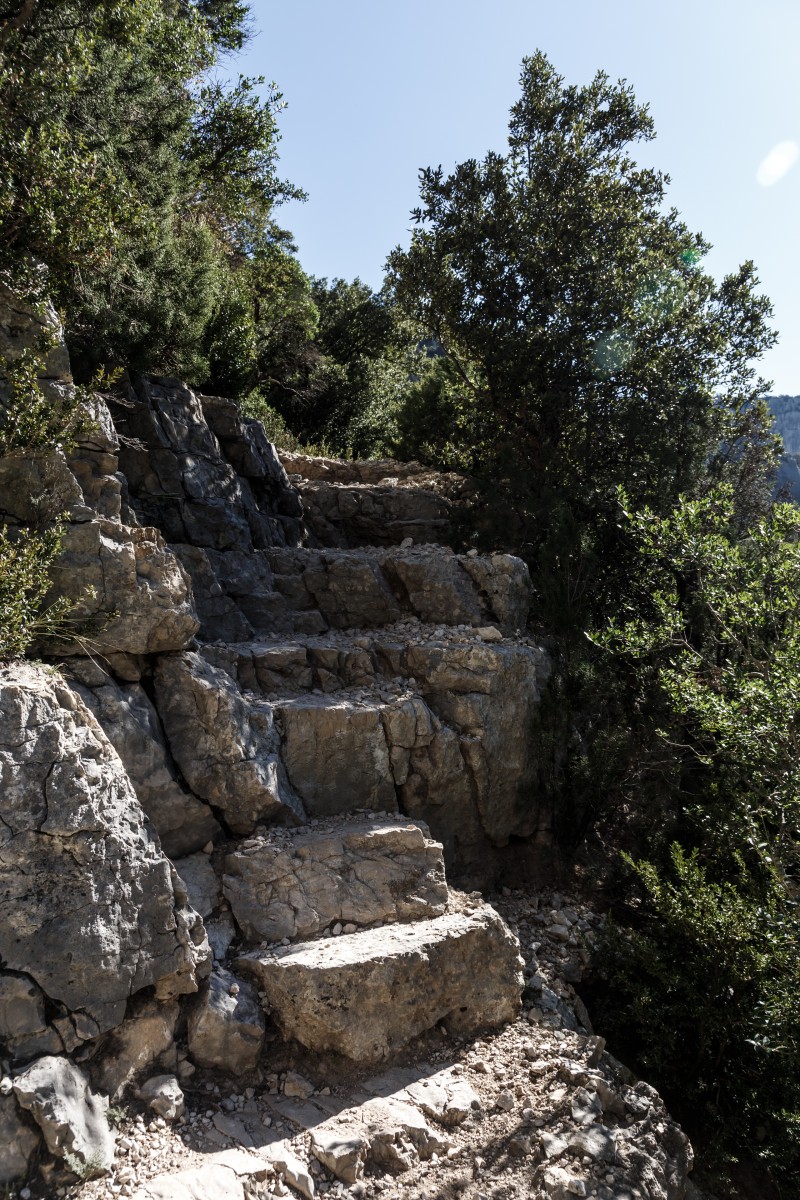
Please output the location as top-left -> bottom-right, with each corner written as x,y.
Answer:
234,0 -> 800,393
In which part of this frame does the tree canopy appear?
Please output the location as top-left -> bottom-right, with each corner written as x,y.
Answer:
388,52 -> 778,627
0,0 -> 304,382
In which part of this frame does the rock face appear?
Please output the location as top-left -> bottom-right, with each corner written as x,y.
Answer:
279,450 -> 471,549
236,901 -> 524,1062
0,1095 -> 40,1183
201,628 -> 550,869
277,451 -> 472,552
264,544 -> 531,636
107,375 -> 305,643
154,651 -> 305,834
0,666 -> 210,1039
43,517 -> 199,656
223,816 -> 449,942
68,662 -> 220,857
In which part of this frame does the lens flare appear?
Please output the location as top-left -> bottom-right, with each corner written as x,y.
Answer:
756,141 -> 799,187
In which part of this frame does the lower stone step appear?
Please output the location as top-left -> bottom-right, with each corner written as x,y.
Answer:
223,815 -> 449,943
235,901 -> 524,1062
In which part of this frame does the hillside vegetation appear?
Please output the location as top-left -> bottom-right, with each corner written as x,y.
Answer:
1,5 -> 799,1195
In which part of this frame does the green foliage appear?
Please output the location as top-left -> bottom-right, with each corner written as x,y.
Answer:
0,0 -> 304,382
249,276 -> 429,458
590,488 -> 800,1187
0,522 -> 74,660
0,347 -> 89,456
387,52 -> 778,626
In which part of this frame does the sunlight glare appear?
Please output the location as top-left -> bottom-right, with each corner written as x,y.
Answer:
756,141 -> 799,187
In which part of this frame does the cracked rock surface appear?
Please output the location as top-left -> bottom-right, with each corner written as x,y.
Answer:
0,665 -> 210,1038
222,815 -> 448,942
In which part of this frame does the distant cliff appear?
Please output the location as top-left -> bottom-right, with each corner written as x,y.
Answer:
767,395 -> 800,501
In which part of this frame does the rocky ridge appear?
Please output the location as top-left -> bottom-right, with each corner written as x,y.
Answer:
0,293 -> 695,1198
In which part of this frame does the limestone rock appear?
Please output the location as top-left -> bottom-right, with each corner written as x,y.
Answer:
187,969 -> 265,1072
265,544 -> 530,635
13,1055 -> 115,1174
155,652 -> 305,834
291,476 -> 455,549
0,665 -> 209,1036
0,283 -> 72,382
275,696 -> 397,817
92,998 -> 180,1100
310,1095 -> 450,1182
0,1093 -> 40,1183
110,376 -> 303,552
214,632 -> 551,870
0,971 -> 63,1062
69,668 -> 220,857
236,902 -> 523,1061
0,449 -> 83,524
41,518 -> 199,656
259,1139 -> 315,1198
223,816 -> 448,942
174,852 -> 222,918
543,1165 -> 589,1199
66,393 -> 123,519
132,1163 -> 245,1200
138,1074 -> 185,1121
364,1065 -> 480,1127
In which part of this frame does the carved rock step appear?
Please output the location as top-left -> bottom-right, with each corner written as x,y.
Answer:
201,628 -> 549,865
264,543 -> 530,636
223,816 -> 449,943
235,901 -> 524,1062
284,477 -> 454,549
278,451 -> 459,487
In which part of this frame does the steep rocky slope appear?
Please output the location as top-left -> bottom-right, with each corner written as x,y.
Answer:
0,294 -> 695,1199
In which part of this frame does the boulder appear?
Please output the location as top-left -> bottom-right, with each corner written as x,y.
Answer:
68,667 -> 221,857
223,817 -> 448,942
41,518 -> 199,656
0,1093 -> 40,1183
154,652 -> 305,834
0,665 -> 210,1037
13,1055 -> 115,1174
92,998 -> 180,1101
187,969 -> 265,1073
236,902 -> 523,1062
138,1074 -> 185,1121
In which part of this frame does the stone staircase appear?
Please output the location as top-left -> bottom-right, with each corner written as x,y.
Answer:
67,376 -> 549,1060
228,815 -> 523,1064
1,308 -> 695,1199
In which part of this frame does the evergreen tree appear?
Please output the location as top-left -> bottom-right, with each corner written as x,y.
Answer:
388,52 -> 778,629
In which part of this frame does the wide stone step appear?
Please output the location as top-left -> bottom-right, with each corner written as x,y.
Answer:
234,900 -> 524,1062
292,480 -> 453,548
223,815 -> 449,943
264,543 -> 531,636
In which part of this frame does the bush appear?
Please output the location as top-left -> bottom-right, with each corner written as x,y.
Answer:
590,488 -> 800,1189
0,523 -> 75,660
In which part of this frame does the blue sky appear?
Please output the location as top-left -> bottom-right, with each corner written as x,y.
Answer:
236,0 -> 800,392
